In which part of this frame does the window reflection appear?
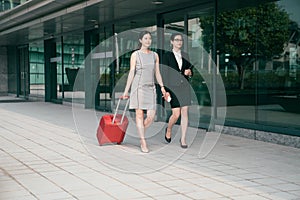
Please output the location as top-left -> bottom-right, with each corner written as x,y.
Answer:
201,0 -> 300,132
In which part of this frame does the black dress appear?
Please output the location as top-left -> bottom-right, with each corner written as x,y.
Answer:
162,51 -> 193,108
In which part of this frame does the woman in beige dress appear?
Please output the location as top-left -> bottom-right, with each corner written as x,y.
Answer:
122,30 -> 166,153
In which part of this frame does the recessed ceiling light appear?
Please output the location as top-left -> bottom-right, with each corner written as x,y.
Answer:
151,0 -> 163,5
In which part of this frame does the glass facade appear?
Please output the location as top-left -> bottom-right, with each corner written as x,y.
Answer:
213,1 -> 300,135
13,0 -> 299,136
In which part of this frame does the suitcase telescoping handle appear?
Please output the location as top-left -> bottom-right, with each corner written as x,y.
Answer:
112,97 -> 129,124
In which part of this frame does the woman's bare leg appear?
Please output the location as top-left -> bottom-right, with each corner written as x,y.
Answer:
135,109 -> 148,152
166,107 -> 180,138
180,106 -> 188,145
144,109 -> 156,129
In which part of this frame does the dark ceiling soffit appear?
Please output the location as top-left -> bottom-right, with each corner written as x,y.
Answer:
0,0 -> 103,34
94,0 -> 213,28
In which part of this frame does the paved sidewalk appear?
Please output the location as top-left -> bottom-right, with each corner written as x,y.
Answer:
1,101 -> 300,200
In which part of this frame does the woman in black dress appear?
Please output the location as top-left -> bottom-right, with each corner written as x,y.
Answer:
162,33 -> 193,148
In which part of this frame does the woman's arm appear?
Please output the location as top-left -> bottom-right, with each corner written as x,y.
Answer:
122,51 -> 137,98
154,52 -> 166,95
183,53 -> 193,77
161,52 -> 170,88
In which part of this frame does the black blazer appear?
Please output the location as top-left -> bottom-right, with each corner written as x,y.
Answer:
162,51 -> 193,87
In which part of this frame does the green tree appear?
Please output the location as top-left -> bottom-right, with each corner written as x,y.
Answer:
201,3 -> 291,89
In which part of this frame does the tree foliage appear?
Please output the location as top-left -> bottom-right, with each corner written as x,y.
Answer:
200,2 -> 292,89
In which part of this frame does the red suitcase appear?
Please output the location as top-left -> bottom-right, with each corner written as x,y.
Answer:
96,98 -> 129,145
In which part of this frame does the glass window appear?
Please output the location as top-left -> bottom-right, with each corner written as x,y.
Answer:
61,35 -> 85,103
213,0 -> 300,135
29,42 -> 45,98
256,0 -> 300,133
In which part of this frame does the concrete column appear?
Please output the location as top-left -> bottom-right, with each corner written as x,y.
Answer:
0,47 -> 8,96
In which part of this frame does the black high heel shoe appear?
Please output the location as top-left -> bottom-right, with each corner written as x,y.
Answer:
164,128 -> 171,143
179,138 -> 188,149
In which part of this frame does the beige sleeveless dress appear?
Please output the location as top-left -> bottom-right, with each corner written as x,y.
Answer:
129,50 -> 157,110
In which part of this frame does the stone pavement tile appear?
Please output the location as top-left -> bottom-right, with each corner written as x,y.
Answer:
48,159 -> 78,166
284,174 -> 300,184
206,164 -> 239,172
35,191 -> 74,199
158,178 -> 196,188
234,172 -> 268,180
1,194 -> 37,200
289,190 -> 300,197
237,185 -> 279,194
42,173 -> 95,191
0,179 -> 25,193
0,190 -> 33,199
213,174 -> 246,183
0,173 -> 12,182
31,151 -> 68,161
184,176 -> 222,186
0,139 -> 30,154
73,171 -> 127,187
28,163 -> 62,174
191,167 -> 228,177
157,178 -> 208,195
0,179 -> 26,193
201,182 -> 252,197
184,188 -> 224,199
141,171 -> 180,182
7,153 -> 43,166
252,177 -> 288,185
217,168 -> 252,176
13,176 -> 65,194
269,183 -> 300,192
124,181 -> 168,192
154,193 -> 196,200
76,194 -> 115,200
95,183 -> 148,199
107,173 -> 152,186
159,164 -> 193,174
5,168 -> 35,176
166,169 -> 206,180
39,170 -> 70,179
260,191 -> 300,200
58,164 -> 98,175
67,187 -> 118,199
227,179 -> 262,188
1,160 -> 30,173
141,187 -> 178,198
231,194 -> 270,200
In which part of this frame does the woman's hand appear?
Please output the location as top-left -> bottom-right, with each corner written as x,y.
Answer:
120,92 -> 129,99
163,92 -> 171,102
184,69 -> 192,76
160,86 -> 166,96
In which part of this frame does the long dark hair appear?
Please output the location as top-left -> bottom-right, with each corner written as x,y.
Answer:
137,30 -> 151,49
